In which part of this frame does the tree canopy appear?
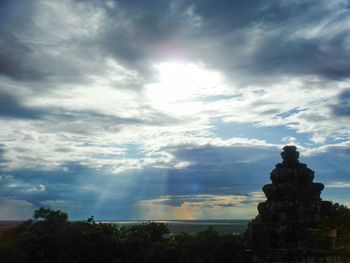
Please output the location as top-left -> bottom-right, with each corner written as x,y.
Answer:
0,207 -> 246,263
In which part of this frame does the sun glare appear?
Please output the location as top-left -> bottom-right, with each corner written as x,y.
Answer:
146,62 -> 224,115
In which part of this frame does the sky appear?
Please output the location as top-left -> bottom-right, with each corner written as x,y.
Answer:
0,0 -> 350,220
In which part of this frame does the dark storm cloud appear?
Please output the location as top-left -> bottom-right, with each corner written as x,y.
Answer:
98,0 -> 191,79
0,0 -> 348,85
0,1 -> 108,84
0,92 -> 43,119
0,32 -> 47,81
92,0 -> 350,83
331,89 -> 350,117
162,145 -> 278,196
161,143 -> 350,197
304,147 -> 350,184
0,1 -> 44,81
248,30 -> 350,80
193,0 -> 350,81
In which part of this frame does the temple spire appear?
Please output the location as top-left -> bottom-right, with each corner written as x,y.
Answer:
248,145 -> 332,250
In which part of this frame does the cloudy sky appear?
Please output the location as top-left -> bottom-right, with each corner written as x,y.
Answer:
0,0 -> 350,220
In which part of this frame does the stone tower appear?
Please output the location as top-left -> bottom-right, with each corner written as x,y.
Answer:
249,145 -> 332,250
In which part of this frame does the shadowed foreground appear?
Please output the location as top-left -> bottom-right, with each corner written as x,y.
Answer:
0,207 -> 247,263
0,205 -> 349,263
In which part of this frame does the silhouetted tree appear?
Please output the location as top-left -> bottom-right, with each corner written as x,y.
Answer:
33,207 -> 68,223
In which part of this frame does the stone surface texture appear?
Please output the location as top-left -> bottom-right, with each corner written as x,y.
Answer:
249,146 -> 332,250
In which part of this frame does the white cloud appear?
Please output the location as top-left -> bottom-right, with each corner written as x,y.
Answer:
302,140 -> 350,156
7,184 -> 19,188
27,184 -> 46,193
174,161 -> 193,169
282,136 -> 297,143
325,182 -> 350,188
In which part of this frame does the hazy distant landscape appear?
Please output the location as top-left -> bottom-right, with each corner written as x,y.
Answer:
109,220 -> 249,234
0,219 -> 249,236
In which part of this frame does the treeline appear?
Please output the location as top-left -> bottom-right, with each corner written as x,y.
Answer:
0,203 -> 349,263
317,203 -> 350,250
0,207 -> 247,263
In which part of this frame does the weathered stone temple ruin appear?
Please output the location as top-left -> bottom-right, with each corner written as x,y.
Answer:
250,145 -> 331,250
248,146 -> 349,262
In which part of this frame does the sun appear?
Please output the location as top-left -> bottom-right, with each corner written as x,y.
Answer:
145,62 -> 224,115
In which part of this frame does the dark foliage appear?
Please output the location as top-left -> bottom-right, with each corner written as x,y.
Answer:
0,207 -> 249,263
